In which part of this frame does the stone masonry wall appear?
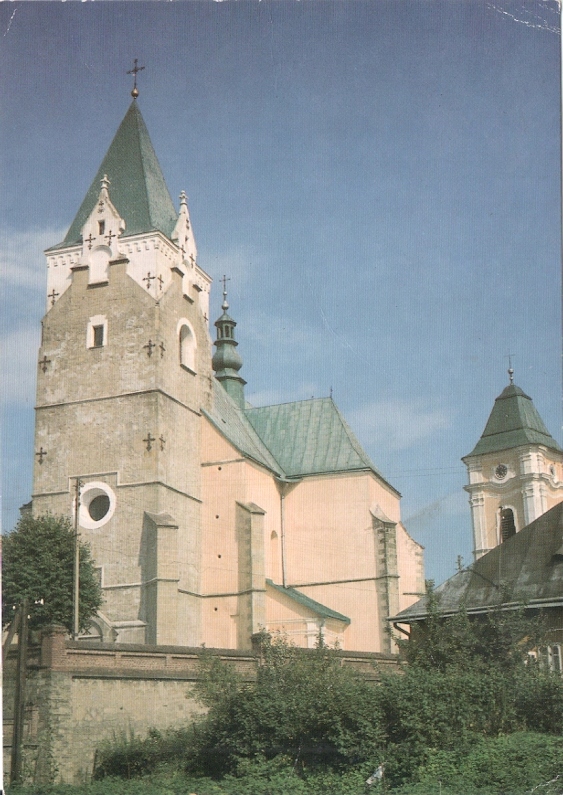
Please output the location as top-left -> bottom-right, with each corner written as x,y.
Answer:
3,626 -> 399,785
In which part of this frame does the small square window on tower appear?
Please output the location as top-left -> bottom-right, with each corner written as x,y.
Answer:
87,315 -> 108,349
93,325 -> 104,347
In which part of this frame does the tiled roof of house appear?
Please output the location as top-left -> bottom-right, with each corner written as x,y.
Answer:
391,501 -> 563,623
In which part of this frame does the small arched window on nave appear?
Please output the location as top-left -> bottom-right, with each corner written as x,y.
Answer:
270,530 -> 281,583
178,320 -> 196,373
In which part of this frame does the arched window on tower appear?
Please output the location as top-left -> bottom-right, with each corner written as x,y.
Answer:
499,507 -> 516,542
178,320 -> 196,373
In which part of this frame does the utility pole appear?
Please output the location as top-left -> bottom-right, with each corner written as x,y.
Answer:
73,479 -> 82,640
10,598 -> 29,786
0,535 -> 4,795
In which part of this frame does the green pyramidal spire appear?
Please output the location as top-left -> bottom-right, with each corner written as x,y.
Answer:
465,383 -> 562,458
64,101 -> 177,245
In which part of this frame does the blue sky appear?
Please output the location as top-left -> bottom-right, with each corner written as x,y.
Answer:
0,0 -> 560,584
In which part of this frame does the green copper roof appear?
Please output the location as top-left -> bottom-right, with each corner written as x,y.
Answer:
266,579 -> 350,624
391,501 -> 563,623
245,397 -> 394,487
62,101 -> 177,246
203,381 -> 284,475
465,383 -> 561,458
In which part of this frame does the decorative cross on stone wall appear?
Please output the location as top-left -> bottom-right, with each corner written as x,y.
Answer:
105,230 -> 116,246
36,447 -> 47,464
159,435 -> 166,451
144,340 -> 156,357
143,433 -> 155,452
143,273 -> 155,290
48,289 -> 59,306
159,342 -> 166,358
39,355 -> 51,373
85,233 -> 95,250
157,275 -> 164,291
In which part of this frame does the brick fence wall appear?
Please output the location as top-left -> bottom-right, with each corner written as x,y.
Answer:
3,626 -> 399,785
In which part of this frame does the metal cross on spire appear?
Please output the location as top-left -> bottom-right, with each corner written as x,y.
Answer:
127,59 -> 145,98
505,353 -> 516,384
221,275 -> 231,310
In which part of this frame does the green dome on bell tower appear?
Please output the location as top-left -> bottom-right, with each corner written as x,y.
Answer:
212,278 -> 246,409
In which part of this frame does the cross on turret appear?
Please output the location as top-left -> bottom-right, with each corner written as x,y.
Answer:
221,274 -> 230,310
48,289 -> 59,306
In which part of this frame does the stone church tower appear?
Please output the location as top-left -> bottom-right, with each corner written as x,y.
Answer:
34,99 -> 212,644
32,95 -> 424,651
463,369 -> 563,559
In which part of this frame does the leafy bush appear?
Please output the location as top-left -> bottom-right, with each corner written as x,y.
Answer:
89,596 -> 563,792
417,732 -> 563,793
93,728 -> 191,780
187,635 -> 385,777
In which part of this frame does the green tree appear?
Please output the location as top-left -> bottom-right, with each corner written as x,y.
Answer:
394,583 -> 545,674
2,513 -> 103,633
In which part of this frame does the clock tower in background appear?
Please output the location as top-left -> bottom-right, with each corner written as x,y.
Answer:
462,369 -> 563,559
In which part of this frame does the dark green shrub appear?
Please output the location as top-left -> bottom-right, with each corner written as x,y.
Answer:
93,727 -> 191,780
417,732 -> 563,793
187,636 -> 386,777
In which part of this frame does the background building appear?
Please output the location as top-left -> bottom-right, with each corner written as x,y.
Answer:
392,378 -> 563,656
462,371 -> 563,559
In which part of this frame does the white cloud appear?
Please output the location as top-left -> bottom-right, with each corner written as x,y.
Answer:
246,382 -> 319,408
1,324 -> 40,408
0,226 -> 65,290
240,310 -> 354,362
348,398 -> 451,451
204,246 -> 263,290
0,227 -> 57,409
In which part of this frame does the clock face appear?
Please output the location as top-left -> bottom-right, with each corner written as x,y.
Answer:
495,464 -> 508,480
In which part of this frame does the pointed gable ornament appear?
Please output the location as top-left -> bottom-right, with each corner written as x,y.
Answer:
172,190 -> 198,267
172,190 -> 199,299
80,175 -> 125,283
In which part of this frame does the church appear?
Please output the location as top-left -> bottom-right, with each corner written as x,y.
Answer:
32,95 -> 424,654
